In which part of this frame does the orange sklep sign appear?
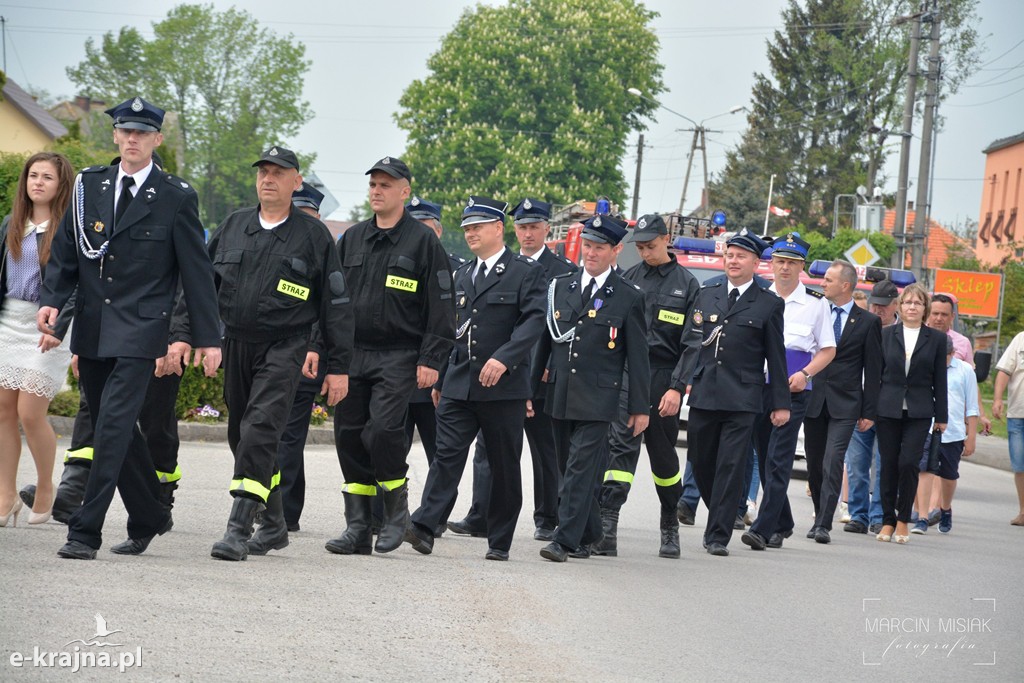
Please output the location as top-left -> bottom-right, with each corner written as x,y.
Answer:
933,269 -> 1003,318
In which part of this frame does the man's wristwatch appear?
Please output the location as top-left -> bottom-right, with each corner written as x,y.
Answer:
801,370 -> 813,380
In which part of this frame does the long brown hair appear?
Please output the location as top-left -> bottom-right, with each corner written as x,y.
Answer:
7,152 -> 74,265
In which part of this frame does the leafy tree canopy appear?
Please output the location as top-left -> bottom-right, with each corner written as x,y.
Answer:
396,0 -> 665,237
66,3 -> 313,225
710,0 -> 981,236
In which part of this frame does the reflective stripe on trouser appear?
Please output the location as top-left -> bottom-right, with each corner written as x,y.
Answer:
600,367 -> 683,511
230,478 -> 271,503
64,446 -> 95,464
156,465 -> 182,484
342,482 -> 378,496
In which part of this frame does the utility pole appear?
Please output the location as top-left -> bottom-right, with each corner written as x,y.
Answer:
911,2 -> 942,283
892,9 -> 923,268
678,129 -> 699,217
1,16 -> 7,73
630,133 -> 644,220
677,126 -> 716,217
699,128 -> 710,214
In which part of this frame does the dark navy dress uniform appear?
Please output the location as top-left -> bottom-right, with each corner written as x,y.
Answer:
41,97 -> 221,553
207,150 -> 353,509
537,215 -> 650,560
409,198 -> 546,556
680,230 -> 789,555
459,199 -> 577,538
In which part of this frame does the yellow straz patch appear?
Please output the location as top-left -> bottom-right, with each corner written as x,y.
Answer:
277,279 -> 310,300
658,310 -> 685,325
386,276 -> 418,293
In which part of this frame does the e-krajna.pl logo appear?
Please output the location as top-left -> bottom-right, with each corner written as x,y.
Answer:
8,613 -> 143,674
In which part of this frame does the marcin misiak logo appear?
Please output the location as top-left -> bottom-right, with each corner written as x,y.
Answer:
8,613 -> 143,673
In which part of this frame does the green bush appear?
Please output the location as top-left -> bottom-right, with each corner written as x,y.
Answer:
174,366 -> 227,419
48,389 -> 81,417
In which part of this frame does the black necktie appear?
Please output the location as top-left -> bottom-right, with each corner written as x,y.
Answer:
728,287 -> 739,308
115,176 -> 135,227
475,262 -> 487,287
582,278 -> 596,306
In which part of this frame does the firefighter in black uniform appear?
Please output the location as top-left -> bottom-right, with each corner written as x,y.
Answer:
273,181 -> 329,532
537,215 -> 650,562
206,147 -> 353,561
404,196 -> 465,470
326,157 -> 455,556
678,229 -> 790,557
405,196 -> 546,560
592,214 -> 700,559
39,97 -> 222,559
448,198 -> 576,541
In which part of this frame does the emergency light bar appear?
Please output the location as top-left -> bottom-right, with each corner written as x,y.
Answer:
807,259 -> 916,286
672,237 -> 718,254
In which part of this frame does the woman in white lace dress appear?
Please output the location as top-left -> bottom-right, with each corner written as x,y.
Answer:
0,152 -> 74,527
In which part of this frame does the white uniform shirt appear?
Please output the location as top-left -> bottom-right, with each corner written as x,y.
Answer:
770,283 -> 836,353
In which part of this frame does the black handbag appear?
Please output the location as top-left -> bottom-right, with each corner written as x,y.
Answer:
926,428 -> 942,473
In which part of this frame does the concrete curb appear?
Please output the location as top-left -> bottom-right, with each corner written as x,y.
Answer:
47,416 -> 1012,472
47,415 -> 337,445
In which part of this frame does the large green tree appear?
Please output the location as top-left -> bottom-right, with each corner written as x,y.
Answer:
710,0 -> 981,234
66,3 -> 312,225
395,0 -> 664,236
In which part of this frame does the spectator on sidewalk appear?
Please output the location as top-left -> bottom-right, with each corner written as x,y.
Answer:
992,329 -> 1024,526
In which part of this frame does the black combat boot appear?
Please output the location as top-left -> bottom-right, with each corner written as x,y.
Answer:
247,489 -> 289,555
211,497 -> 262,561
158,482 -> 177,532
374,482 -> 410,554
659,507 -> 681,559
325,493 -> 373,555
590,507 -> 620,557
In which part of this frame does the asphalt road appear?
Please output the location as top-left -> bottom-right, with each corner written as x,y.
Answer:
2,435 -> 1021,681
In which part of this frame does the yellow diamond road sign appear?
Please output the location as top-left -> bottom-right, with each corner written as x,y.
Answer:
844,238 -> 880,267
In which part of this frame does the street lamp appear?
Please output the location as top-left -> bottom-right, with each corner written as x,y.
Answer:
628,88 -> 746,216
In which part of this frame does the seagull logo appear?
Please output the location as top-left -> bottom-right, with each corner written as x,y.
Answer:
64,614 -> 124,647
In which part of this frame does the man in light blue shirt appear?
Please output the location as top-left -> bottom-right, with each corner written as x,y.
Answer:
913,336 -> 978,534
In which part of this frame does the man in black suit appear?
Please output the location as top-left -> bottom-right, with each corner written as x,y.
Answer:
39,97 -> 222,559
680,230 -> 790,556
448,198 -> 577,542
803,260 -> 882,542
405,196 -> 546,560
537,214 -> 650,562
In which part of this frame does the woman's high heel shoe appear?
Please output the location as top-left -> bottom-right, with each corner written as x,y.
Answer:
28,491 -> 54,525
876,525 -> 894,542
1,498 -> 23,527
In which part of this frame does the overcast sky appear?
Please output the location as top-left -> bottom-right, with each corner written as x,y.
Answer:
1,0 -> 1021,228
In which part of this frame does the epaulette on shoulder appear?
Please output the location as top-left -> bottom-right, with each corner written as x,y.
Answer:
81,165 -> 107,173
163,173 -> 196,192
702,281 -> 723,289
553,271 -> 575,280
561,256 -> 575,266
455,260 -> 474,273
804,286 -> 825,298
630,281 -> 642,291
451,253 -> 466,264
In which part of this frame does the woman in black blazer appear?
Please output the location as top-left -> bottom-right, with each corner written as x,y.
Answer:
875,284 -> 947,544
